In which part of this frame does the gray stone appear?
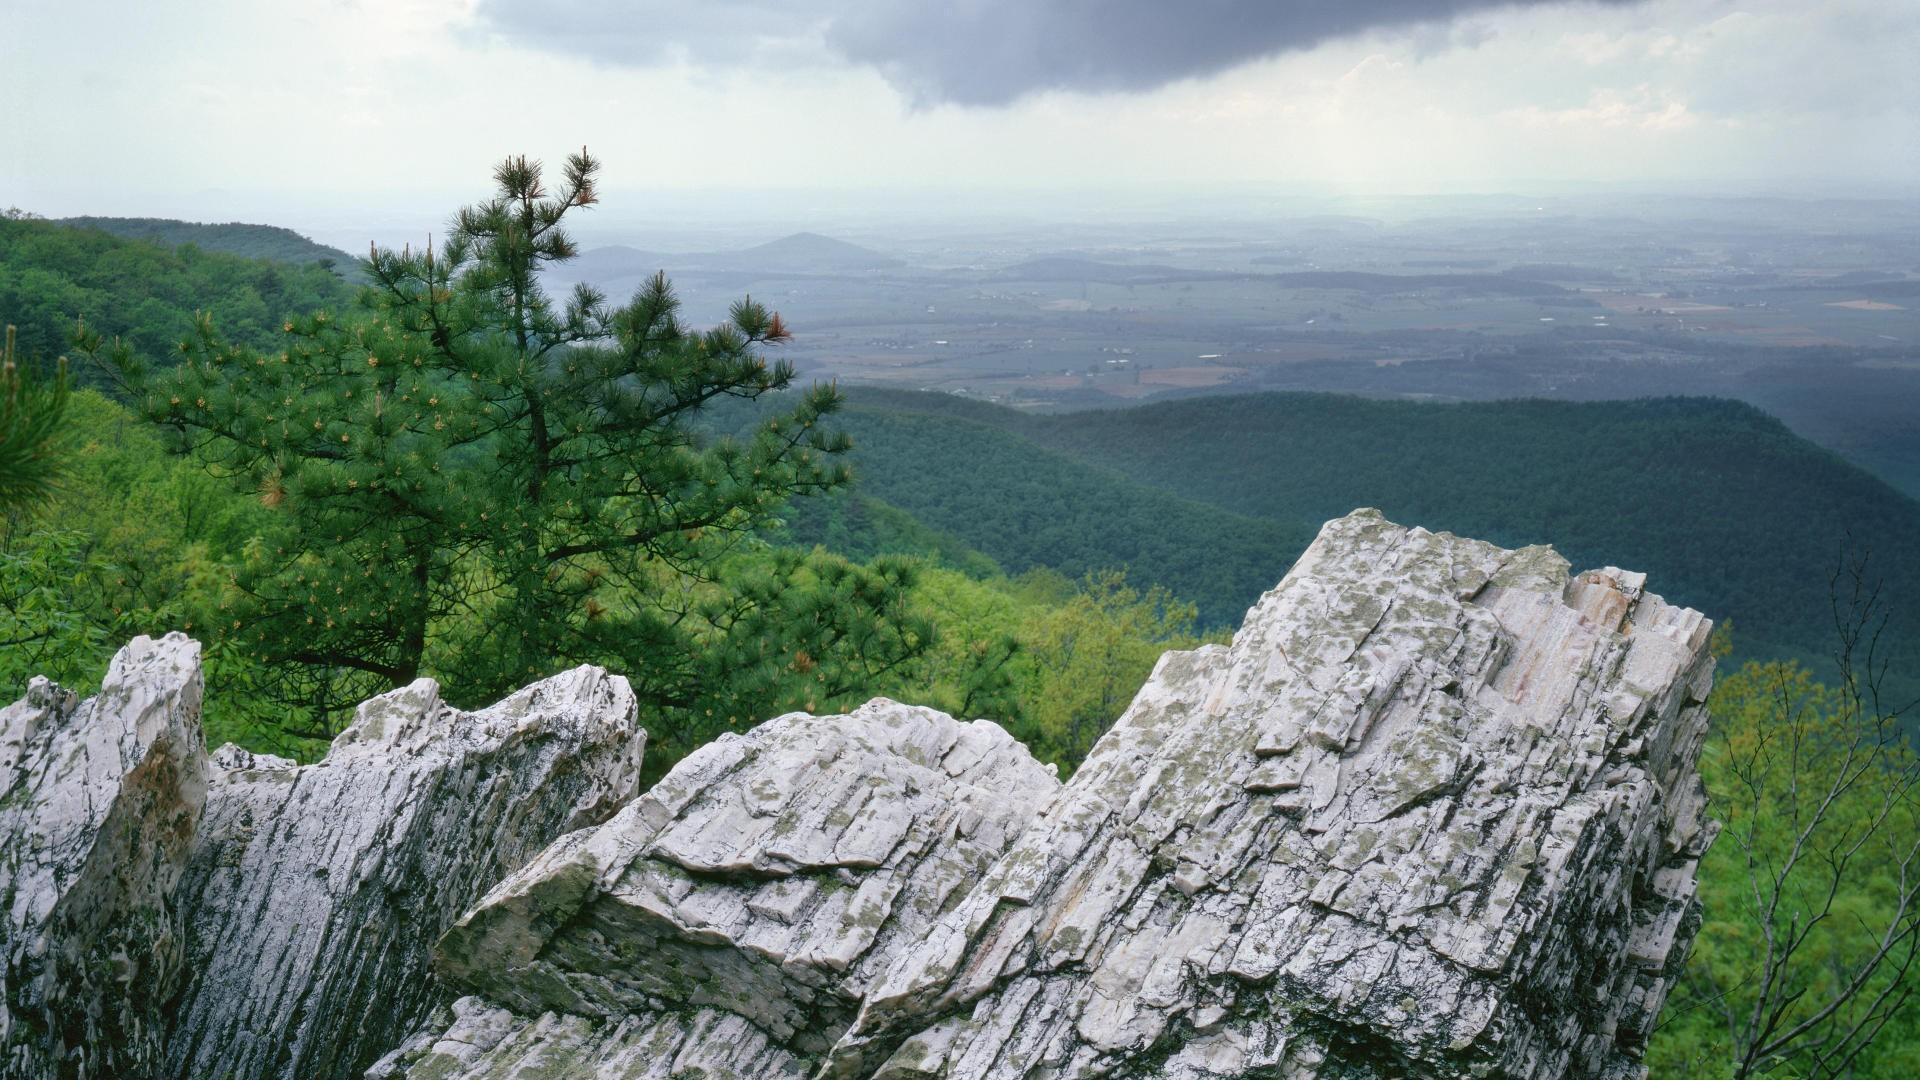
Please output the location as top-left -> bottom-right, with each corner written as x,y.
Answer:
827,509 -> 1716,1079
370,698 -> 1061,1078
164,666 -> 645,1080
1,634 -> 207,1078
2,509 -> 1721,1080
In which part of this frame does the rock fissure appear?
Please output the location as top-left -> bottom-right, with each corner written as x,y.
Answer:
1,511 -> 1714,1079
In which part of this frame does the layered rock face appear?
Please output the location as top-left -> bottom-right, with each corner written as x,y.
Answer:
163,668 -> 646,1080
369,698 -> 1061,1078
0,509 -> 1716,1079
0,645 -> 644,1080
1,635 -> 206,1078
828,510 -> 1716,1078
367,510 -> 1715,1079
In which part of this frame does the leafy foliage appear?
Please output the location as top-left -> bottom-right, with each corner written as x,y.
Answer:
81,153 -> 930,763
829,387 -> 1920,701
0,526 -> 122,688
1652,659 -> 1920,1077
0,390 -> 284,748
54,216 -> 358,270
0,212 -> 355,383
866,565 -> 1219,770
1015,569 -> 1209,767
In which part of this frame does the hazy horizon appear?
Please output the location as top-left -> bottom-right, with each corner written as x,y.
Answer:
5,0 -> 1916,239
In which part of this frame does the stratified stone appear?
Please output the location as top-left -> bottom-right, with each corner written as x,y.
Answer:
163,666 -> 645,1080
829,509 -> 1716,1079
367,997 -> 809,1079
369,698 -> 1061,1078
1,634 -> 207,1078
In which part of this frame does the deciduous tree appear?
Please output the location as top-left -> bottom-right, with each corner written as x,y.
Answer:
1656,553 -> 1920,1077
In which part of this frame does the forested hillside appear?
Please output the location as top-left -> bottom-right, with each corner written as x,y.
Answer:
55,216 -> 358,269
0,174 -> 1210,776
8,203 -> 1911,701
5,188 -> 1916,1074
778,405 -> 1313,625
823,387 -> 1920,692
0,214 -> 355,376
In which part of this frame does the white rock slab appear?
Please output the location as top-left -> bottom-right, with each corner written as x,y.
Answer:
164,665 -> 645,1080
372,698 -> 1061,1077
829,509 -> 1716,1079
1,634 -> 207,1078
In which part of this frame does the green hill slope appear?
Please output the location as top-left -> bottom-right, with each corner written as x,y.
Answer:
55,216 -> 358,269
773,489 -> 1004,579
835,387 -> 1920,688
824,404 -> 1314,626
0,215 -> 357,376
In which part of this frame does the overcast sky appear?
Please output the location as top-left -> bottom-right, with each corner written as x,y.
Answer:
3,0 -> 1914,228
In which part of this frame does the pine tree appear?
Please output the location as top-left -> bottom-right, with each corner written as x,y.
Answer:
0,325 -> 68,512
83,151 -> 930,755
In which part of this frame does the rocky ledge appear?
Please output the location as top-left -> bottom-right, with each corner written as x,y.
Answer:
0,510 -> 1715,1079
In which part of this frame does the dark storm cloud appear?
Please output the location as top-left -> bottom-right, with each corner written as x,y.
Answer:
472,0 -> 1639,106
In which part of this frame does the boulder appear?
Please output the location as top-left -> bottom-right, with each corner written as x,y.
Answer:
163,666 -> 645,1080
828,509 -> 1716,1079
369,698 -> 1061,1078
1,634 -> 206,1078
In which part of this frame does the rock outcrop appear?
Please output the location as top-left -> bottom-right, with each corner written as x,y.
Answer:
0,509 -> 1718,1080
1,644 -> 645,1080
163,668 -> 646,1080
1,635 -> 206,1078
828,509 -> 1716,1078
369,698 -> 1061,1078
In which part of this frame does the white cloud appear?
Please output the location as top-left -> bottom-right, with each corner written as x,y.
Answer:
0,0 -> 1912,223
1503,87 -> 1700,131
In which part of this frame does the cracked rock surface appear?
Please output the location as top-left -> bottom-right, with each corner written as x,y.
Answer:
0,509 -> 1718,1080
369,698 -> 1061,1078
827,509 -> 1716,1079
162,666 -> 646,1080
1,634 -> 207,1079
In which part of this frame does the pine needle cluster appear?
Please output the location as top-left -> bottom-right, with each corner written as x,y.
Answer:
0,325 -> 70,512
81,151 -> 930,751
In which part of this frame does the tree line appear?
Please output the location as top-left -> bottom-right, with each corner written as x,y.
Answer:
1,158 -> 1914,1072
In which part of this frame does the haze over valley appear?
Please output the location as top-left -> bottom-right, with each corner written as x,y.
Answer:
521,194 -> 1920,497
5,1 -> 1920,1075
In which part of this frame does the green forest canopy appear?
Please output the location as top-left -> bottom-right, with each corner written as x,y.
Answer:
6,211 -> 1914,703
818,386 -> 1920,701
0,213 -> 355,379
2,204 -> 1917,1072
55,216 -> 358,268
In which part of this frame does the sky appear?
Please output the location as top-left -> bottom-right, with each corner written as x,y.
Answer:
3,0 -> 1915,233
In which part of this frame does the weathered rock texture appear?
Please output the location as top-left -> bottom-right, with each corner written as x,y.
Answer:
1,635 -> 207,1079
368,698 -> 1061,1078
828,509 -> 1716,1078
162,668 -> 646,1080
1,509 -> 1718,1080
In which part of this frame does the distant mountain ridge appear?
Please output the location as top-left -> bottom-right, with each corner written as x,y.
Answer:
808,386 -> 1920,705
55,216 -> 359,270
552,231 -> 900,287
736,231 -> 901,271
